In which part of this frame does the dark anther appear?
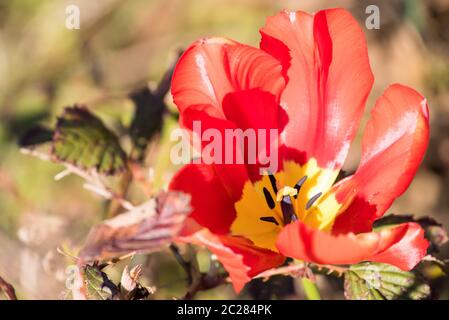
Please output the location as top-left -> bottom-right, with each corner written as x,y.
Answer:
259,216 -> 279,226
294,176 -> 307,199
268,173 -> 278,193
263,187 -> 275,209
281,195 -> 297,224
306,192 -> 322,210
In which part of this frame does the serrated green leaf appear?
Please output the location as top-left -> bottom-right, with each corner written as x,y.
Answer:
83,265 -> 119,300
344,262 -> 430,300
52,106 -> 127,175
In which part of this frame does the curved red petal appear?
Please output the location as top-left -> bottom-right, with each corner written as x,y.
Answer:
180,96 -> 284,182
260,9 -> 374,170
172,37 -> 286,114
182,230 -> 285,293
369,223 -> 429,270
221,236 -> 286,278
276,221 -> 428,270
179,104 -> 251,195
180,104 -> 237,154
332,84 -> 430,234
222,89 -> 288,179
223,89 -> 288,132
169,162 -> 247,234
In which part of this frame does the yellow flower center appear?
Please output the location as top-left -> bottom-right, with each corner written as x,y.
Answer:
231,159 -> 342,252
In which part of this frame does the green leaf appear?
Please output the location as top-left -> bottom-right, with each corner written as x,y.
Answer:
344,262 -> 430,300
83,265 -> 119,300
52,106 -> 127,175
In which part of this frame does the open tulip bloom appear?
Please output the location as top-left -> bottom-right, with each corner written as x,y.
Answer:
169,8 -> 430,292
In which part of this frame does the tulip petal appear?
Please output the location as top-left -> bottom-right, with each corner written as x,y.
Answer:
222,89 -> 288,179
223,89 -> 288,133
276,221 -> 428,270
169,162 -> 247,234
179,104 -> 261,187
260,9 -> 374,170
369,223 -> 429,270
172,37 -> 286,113
182,229 -> 285,293
180,96 -> 284,181
180,104 -> 237,155
332,84 -> 430,234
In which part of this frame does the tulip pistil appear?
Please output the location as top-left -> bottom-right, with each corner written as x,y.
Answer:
232,160 -> 340,252
281,194 -> 297,224
260,175 -> 324,225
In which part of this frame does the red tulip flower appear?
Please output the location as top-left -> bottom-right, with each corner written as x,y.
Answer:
169,8 -> 430,292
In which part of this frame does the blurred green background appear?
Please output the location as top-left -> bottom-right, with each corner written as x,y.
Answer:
0,0 -> 449,299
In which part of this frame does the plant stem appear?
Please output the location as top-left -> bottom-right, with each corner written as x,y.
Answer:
169,243 -> 193,285
301,278 -> 321,300
106,169 -> 132,218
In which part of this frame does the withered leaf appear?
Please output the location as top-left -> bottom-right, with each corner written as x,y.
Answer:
119,265 -> 154,300
120,265 -> 142,292
79,191 -> 191,261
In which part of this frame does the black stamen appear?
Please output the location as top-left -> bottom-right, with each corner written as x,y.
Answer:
263,187 -> 275,209
268,173 -> 278,193
306,192 -> 322,210
281,195 -> 297,224
294,176 -> 308,199
259,216 -> 279,226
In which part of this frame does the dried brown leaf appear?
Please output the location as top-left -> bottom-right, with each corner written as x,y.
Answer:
120,265 -> 142,292
79,191 -> 191,261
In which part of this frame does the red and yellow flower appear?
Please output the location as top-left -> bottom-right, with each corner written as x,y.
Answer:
169,8 -> 430,292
